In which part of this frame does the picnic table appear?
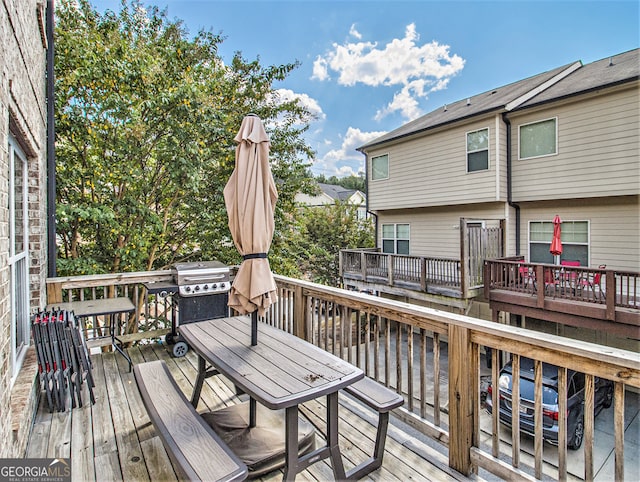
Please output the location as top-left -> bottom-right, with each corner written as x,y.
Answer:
180,315 -> 364,480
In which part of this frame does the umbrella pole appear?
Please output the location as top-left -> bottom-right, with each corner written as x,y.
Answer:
251,311 -> 258,346
250,311 -> 258,427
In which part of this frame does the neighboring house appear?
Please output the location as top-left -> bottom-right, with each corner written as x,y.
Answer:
1,0 -> 50,457
296,182 -> 368,219
352,49 -> 639,347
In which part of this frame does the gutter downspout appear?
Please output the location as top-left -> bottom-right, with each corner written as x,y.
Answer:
46,0 -> 56,276
502,112 -> 520,255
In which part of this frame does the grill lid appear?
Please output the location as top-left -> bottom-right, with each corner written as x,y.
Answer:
173,261 -> 230,297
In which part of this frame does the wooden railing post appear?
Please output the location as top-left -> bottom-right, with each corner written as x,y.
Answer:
460,218 -> 468,298
448,323 -> 473,475
387,254 -> 394,286
47,281 -> 63,304
606,270 -> 616,321
420,257 -> 427,291
536,264 -> 545,308
293,285 -> 307,340
360,251 -> 367,281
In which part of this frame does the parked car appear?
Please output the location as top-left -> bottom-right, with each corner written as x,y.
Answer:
485,357 -> 613,449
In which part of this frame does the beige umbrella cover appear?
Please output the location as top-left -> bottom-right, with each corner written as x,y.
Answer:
224,115 -> 278,317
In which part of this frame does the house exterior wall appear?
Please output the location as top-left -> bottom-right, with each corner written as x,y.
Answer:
1,0 -> 48,458
376,202 -> 506,259
367,115 -> 500,212
518,195 -> 640,271
510,85 -> 639,202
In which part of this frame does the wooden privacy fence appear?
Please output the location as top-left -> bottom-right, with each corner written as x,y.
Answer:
46,270 -> 639,481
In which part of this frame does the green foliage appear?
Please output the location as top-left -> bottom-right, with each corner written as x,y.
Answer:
55,0 -> 315,275
313,173 -> 365,192
295,201 -> 374,286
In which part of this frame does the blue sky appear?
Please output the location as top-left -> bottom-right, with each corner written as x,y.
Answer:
89,0 -> 639,177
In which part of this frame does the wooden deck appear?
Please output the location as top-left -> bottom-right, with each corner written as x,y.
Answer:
25,343 -> 468,481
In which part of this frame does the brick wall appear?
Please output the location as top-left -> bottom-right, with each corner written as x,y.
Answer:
0,0 -> 48,457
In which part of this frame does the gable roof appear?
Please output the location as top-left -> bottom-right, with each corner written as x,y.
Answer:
516,48 -> 639,109
318,183 -> 358,201
358,48 -> 639,152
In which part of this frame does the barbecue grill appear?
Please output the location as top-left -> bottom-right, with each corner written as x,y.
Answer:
145,261 -> 231,357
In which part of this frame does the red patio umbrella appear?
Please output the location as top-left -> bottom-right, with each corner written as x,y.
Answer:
550,215 -> 563,260
223,114 -> 278,345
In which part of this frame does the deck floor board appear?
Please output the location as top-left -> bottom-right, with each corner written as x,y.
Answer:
26,344 -> 455,481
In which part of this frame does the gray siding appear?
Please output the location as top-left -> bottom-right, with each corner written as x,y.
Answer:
376,203 -> 506,259
368,116 -> 500,211
518,196 -> 639,270
511,85 -> 639,201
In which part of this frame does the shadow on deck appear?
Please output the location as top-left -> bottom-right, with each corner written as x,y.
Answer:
25,343 -> 468,481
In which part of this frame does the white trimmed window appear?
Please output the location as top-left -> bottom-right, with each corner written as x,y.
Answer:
382,223 -> 410,254
371,154 -> 389,180
519,117 -> 557,159
529,220 -> 589,265
466,128 -> 489,172
9,134 -> 30,383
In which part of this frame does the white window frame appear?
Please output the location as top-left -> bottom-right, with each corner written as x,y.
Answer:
466,127 -> 490,173
528,219 -> 590,265
370,153 -> 389,181
381,223 -> 410,254
518,117 -> 558,160
9,134 -> 30,386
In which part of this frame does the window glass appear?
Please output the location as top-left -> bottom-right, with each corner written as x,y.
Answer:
382,224 -> 395,238
371,154 -> 389,180
520,118 -> 557,159
467,128 -> 489,172
529,220 -> 589,265
396,224 -> 410,239
397,240 -> 410,255
382,239 -> 395,254
381,223 -> 410,254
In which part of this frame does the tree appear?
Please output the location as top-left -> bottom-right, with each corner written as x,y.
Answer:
313,173 -> 365,192
55,0 -> 316,276
297,201 -> 374,286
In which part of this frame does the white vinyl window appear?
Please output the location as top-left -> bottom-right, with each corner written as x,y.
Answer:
519,117 -> 557,159
9,134 -> 30,383
371,154 -> 389,180
466,128 -> 489,172
529,220 -> 589,265
382,223 -> 410,254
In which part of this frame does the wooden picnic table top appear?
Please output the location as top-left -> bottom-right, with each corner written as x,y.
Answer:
179,316 -> 364,410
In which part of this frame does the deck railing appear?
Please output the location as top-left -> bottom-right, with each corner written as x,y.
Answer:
340,249 -> 463,295
484,259 -> 640,306
45,270 -> 640,481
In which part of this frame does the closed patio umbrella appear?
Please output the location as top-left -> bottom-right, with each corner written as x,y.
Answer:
224,114 -> 278,345
550,214 -> 563,263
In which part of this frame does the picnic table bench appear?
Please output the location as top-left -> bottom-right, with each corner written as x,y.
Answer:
134,360 -> 247,482
343,377 -> 404,479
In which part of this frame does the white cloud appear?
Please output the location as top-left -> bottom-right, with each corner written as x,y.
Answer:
349,23 -> 362,39
312,22 -> 465,120
274,89 -> 325,120
313,127 -> 386,177
311,56 -> 329,81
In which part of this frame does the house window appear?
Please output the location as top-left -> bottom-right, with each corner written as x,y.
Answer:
519,117 -> 557,159
466,128 -> 489,172
529,220 -> 589,265
9,134 -> 30,383
371,154 -> 389,180
382,223 -> 410,254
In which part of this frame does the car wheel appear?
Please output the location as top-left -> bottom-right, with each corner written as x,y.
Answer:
602,386 -> 613,408
568,419 -> 584,450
